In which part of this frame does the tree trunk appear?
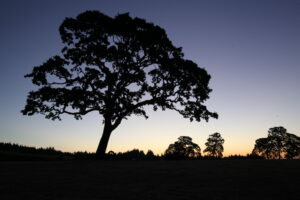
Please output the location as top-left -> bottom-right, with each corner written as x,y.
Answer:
96,124 -> 113,159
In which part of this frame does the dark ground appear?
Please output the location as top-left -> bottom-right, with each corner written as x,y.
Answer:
0,160 -> 299,200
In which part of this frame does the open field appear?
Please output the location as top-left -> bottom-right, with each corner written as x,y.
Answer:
0,160 -> 299,200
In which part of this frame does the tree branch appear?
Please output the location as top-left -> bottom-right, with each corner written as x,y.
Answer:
111,98 -> 156,130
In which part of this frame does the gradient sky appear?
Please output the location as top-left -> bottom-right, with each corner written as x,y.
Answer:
1,0 -> 299,156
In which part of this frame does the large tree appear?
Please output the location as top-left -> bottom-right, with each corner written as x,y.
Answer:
203,132 -> 224,158
22,11 -> 217,158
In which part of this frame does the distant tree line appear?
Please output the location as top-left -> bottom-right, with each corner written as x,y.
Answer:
1,126 -> 299,160
0,142 -> 69,161
0,142 -> 64,155
0,142 -> 159,161
104,149 -> 158,160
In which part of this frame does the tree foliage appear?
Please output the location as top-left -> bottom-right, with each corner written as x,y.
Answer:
165,136 -> 201,159
21,11 -> 217,157
203,132 -> 224,158
252,127 -> 300,159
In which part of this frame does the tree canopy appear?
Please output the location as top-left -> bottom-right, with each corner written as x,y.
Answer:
165,136 -> 201,159
203,132 -> 224,158
252,127 -> 300,159
22,11 -> 217,157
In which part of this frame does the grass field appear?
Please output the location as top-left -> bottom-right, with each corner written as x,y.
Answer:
0,160 -> 299,200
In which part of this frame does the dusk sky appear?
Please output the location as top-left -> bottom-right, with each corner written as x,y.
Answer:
1,0 -> 299,156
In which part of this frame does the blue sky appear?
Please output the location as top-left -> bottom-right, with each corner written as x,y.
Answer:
0,0 -> 299,155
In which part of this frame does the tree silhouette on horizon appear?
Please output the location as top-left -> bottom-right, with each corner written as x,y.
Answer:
165,136 -> 201,159
252,126 -> 300,159
203,132 -> 224,158
22,11 -> 217,158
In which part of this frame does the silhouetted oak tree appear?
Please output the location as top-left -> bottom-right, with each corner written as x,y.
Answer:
165,136 -> 201,159
252,127 -> 300,159
203,132 -> 224,158
22,11 -> 217,158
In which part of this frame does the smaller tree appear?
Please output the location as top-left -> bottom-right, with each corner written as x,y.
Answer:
252,137 -> 273,159
165,136 -> 201,159
203,132 -> 224,158
267,127 -> 287,159
252,126 -> 300,159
